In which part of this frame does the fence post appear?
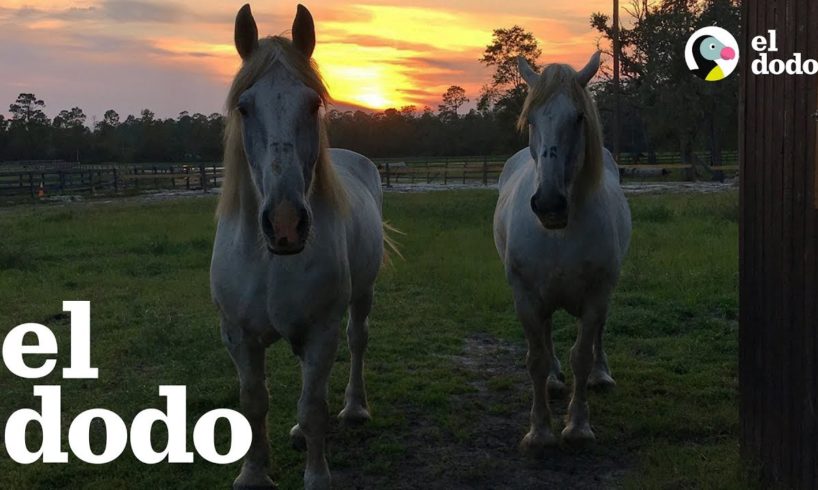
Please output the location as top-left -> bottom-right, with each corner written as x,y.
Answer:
385,162 -> 391,187
212,163 -> 217,188
426,161 -> 430,183
113,168 -> 119,193
482,157 -> 488,186
58,171 -> 65,193
462,163 -> 466,184
200,164 -> 207,192
444,162 -> 448,185
28,172 -> 34,198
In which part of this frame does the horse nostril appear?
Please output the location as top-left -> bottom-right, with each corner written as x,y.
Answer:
554,194 -> 568,214
296,208 -> 310,238
261,209 -> 275,236
530,195 -> 540,215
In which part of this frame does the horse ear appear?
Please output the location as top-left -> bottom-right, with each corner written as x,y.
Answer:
235,4 -> 259,60
518,56 -> 539,87
292,4 -> 316,58
577,51 -> 602,87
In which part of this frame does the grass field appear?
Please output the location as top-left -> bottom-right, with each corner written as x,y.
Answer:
0,190 -> 746,489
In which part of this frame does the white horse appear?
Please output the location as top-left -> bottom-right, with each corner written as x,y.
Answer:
493,53 -> 631,451
210,5 -> 395,489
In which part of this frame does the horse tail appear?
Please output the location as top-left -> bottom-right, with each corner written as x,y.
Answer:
382,221 -> 404,265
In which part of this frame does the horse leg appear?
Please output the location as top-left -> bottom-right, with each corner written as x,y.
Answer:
514,293 -> 557,456
562,306 -> 606,444
339,291 -> 372,423
223,322 -> 275,490
544,319 -> 567,397
298,325 -> 340,490
588,321 -> 616,389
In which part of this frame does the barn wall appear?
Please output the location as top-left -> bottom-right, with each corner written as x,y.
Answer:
740,0 -> 818,487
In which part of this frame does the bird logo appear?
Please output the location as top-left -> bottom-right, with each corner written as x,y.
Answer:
685,27 -> 739,81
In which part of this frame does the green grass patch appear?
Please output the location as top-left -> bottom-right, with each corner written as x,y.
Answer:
0,190 -> 744,488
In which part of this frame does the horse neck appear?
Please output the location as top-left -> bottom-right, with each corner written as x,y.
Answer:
570,165 -> 602,210
233,165 -> 262,230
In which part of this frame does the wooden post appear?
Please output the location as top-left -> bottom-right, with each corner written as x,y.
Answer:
462,163 -> 467,184
612,0 -> 621,161
113,168 -> 119,193
200,164 -> 207,192
385,162 -> 391,187
212,163 -> 218,188
482,157 -> 488,186
444,162 -> 448,185
426,161 -> 431,183
58,171 -> 65,193
28,172 -> 34,198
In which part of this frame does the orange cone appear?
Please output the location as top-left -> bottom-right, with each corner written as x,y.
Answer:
37,182 -> 45,198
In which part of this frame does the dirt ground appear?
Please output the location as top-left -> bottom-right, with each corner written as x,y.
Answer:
331,334 -> 630,489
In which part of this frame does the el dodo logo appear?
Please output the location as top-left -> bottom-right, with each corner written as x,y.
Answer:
685,27 -> 739,81
2,302 -> 252,465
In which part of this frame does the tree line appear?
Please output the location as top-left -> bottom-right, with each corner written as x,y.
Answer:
0,0 -> 738,164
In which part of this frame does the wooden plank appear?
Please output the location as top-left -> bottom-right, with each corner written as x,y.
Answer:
781,1 -> 795,479
806,1 -> 818,486
739,0 -> 755,465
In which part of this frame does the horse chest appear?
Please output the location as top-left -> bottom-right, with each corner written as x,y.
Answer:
508,235 -> 614,312
213,246 -> 349,337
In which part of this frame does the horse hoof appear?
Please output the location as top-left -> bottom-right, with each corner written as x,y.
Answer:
338,405 -> 371,425
519,429 -> 558,458
561,423 -> 595,447
234,484 -> 277,490
588,370 -> 616,391
304,469 -> 331,490
233,469 -> 277,490
547,375 -> 568,397
289,424 -> 306,452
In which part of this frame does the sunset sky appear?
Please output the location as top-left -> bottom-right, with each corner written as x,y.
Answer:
0,0 -> 613,122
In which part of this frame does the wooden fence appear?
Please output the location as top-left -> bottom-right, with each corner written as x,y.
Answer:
0,163 -> 221,199
0,153 -> 739,201
740,1 -> 818,488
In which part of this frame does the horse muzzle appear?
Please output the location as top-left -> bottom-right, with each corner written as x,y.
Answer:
530,191 -> 569,230
261,201 -> 311,255
537,213 -> 569,230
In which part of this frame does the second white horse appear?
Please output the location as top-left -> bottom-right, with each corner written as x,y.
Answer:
493,52 -> 631,451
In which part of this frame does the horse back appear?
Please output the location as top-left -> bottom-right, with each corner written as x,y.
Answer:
328,148 -> 385,297
329,148 -> 383,207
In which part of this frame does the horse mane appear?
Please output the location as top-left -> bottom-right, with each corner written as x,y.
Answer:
517,63 -> 604,202
217,36 -> 348,218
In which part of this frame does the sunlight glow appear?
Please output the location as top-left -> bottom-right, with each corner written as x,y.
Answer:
310,4 -> 493,109
0,0 -> 609,117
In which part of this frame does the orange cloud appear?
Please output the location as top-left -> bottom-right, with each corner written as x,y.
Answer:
0,0 -> 612,118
